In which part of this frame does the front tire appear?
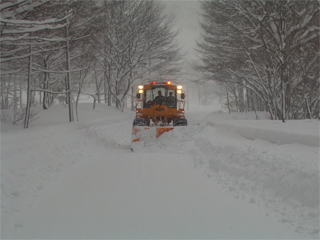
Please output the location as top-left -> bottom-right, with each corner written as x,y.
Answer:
173,118 -> 187,126
133,118 -> 149,126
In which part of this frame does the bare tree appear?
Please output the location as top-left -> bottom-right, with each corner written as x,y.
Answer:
1,0 -> 98,127
91,0 -> 181,110
197,0 -> 320,120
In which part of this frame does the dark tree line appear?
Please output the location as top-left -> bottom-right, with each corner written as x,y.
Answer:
197,0 -> 319,120
0,0 -> 180,127
91,0 -> 180,110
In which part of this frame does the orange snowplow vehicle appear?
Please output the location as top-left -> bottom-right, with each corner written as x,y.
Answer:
131,81 -> 187,147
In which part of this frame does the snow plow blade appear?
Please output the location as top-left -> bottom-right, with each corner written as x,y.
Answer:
132,126 -> 174,142
131,126 -> 174,151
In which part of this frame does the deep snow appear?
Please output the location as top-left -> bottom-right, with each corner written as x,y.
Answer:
1,104 -> 319,239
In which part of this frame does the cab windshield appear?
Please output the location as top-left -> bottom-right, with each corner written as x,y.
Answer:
144,86 -> 176,108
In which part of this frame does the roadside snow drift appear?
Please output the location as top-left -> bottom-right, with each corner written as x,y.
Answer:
206,112 -> 319,147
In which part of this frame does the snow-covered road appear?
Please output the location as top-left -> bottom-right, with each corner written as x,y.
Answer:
1,104 -> 319,238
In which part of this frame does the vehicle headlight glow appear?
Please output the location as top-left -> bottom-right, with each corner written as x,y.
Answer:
177,89 -> 182,94
138,89 -> 143,94
138,85 -> 144,89
177,85 -> 183,90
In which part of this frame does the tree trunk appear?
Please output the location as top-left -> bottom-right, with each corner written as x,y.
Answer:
19,78 -> 23,109
94,69 -> 101,104
305,97 -> 312,119
281,74 -> 286,122
31,77 -> 36,105
75,72 -> 81,121
106,68 -> 111,106
42,59 -> 49,109
13,78 -> 17,124
1,76 -> 5,109
226,87 -> 231,113
92,96 -> 96,110
131,86 -> 134,111
24,43 -> 32,129
103,71 -> 107,104
75,69 -> 88,121
42,73 -> 48,109
5,77 -> 10,108
233,87 -> 240,112
65,18 -> 74,122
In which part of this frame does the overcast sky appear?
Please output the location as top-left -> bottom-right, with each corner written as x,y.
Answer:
163,0 -> 202,61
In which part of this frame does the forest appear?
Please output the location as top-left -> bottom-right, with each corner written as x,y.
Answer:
1,0 -> 180,127
1,0 -> 319,128
197,0 -> 319,120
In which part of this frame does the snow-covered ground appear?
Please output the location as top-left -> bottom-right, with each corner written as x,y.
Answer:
1,104 -> 319,239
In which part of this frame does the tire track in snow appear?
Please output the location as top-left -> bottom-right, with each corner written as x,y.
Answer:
185,116 -> 320,237
140,112 -> 319,237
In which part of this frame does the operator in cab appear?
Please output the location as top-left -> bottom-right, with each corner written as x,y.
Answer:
166,92 -> 176,107
153,90 -> 165,105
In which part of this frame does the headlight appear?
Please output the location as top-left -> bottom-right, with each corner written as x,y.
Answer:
177,89 -> 182,94
138,89 -> 143,94
138,85 -> 143,90
137,102 -> 143,109
177,85 -> 183,90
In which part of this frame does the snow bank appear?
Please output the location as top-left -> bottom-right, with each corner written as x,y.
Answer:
206,112 -> 319,147
1,104 -> 133,235
206,111 -> 271,120
145,112 -> 319,236
201,113 -> 319,235
195,126 -> 319,206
